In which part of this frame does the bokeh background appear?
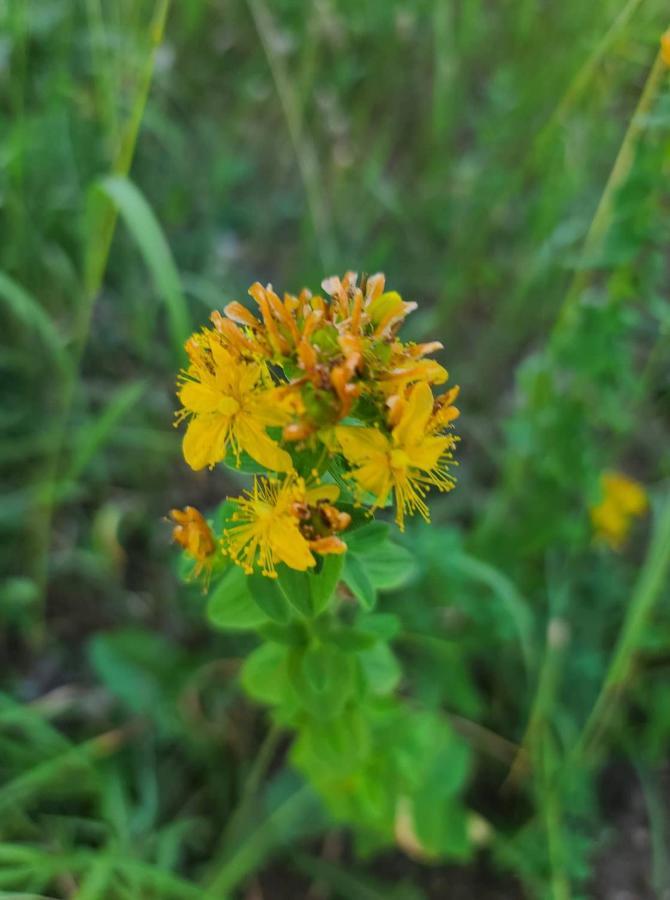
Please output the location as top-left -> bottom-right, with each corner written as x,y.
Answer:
3,0 -> 670,897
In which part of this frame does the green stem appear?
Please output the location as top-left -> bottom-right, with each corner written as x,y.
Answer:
476,40 -> 668,548
440,0 -> 647,332
246,0 -> 336,268
542,734 -> 571,900
637,764 -> 670,898
211,723 -> 282,857
536,0 -> 646,153
574,491 -> 670,759
30,0 -> 171,606
205,722 -> 284,894
83,0 -> 171,308
504,618 -> 568,788
555,40 -> 669,334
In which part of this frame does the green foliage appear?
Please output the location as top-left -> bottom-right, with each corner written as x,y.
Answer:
3,0 -> 670,896
207,565 -> 270,631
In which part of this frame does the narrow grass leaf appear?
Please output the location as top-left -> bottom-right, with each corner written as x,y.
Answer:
0,271 -> 67,372
65,380 -> 146,484
204,781 -> 326,898
95,175 -> 191,355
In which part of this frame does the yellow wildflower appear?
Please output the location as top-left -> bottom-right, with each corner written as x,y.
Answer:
336,381 -> 457,530
661,30 -> 670,67
222,477 -> 350,578
174,272 -> 460,559
590,471 -> 648,550
169,506 -> 216,577
175,332 -> 292,472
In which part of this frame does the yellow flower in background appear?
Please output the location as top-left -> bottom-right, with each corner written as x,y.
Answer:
336,381 -> 457,530
590,471 -> 648,550
175,333 -> 292,473
222,477 -> 350,577
169,506 -> 216,577
661,29 -> 670,67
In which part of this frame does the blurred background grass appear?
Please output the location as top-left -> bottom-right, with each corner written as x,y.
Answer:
2,0 -> 670,897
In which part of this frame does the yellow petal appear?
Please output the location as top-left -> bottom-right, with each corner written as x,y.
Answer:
336,426 -> 390,463
349,461 -> 392,505
305,483 -> 340,504
179,381 -> 223,414
272,523 -> 316,570
408,435 -> 451,471
209,341 -> 239,392
236,359 -> 265,395
235,416 -> 293,472
603,473 -> 647,515
393,382 -> 434,449
183,415 -> 229,470
250,387 -> 293,427
591,501 -> 628,549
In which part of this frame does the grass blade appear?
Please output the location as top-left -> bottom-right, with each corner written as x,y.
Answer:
94,176 -> 191,356
0,271 -> 67,373
0,728 -> 129,817
204,781 -> 327,898
64,380 -> 146,484
575,490 -> 670,758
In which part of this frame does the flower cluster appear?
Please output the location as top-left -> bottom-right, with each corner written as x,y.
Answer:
172,272 -> 459,579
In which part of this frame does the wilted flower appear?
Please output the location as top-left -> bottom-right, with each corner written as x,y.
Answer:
169,506 -> 216,577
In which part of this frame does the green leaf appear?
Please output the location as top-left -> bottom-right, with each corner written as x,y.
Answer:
343,554 -> 377,610
363,542 -> 417,591
411,796 -> 471,860
359,642 -> 401,696
302,644 -> 340,693
221,446 -> 268,473
240,643 -> 292,707
248,574 -> 291,623
258,622 -> 307,646
277,566 -> 313,617
212,499 -> 238,532
289,644 -> 356,718
344,521 -> 390,554
450,552 -> 534,673
88,629 -> 187,733
308,554 -> 344,615
324,627 -> 377,652
356,613 -> 401,641
207,567 -> 269,631
291,707 -> 371,779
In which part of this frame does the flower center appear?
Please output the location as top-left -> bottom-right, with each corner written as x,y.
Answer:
218,395 -> 240,416
390,449 -> 410,471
